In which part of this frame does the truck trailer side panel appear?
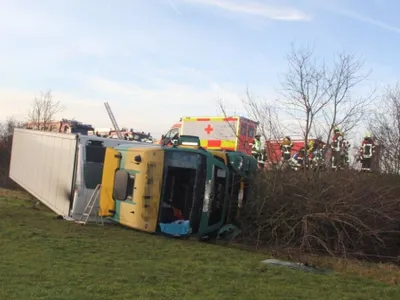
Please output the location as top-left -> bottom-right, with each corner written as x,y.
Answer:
9,128 -> 78,216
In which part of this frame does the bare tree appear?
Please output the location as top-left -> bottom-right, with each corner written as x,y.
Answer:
218,90 -> 283,156
218,44 -> 373,169
241,89 -> 282,141
323,52 -> 374,144
280,45 -> 331,160
370,82 -> 400,174
27,90 -> 63,131
0,118 -> 24,139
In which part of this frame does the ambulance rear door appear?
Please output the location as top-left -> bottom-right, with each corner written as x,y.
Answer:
180,117 -> 238,151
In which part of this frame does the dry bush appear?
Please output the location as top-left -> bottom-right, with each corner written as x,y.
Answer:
0,119 -> 23,189
239,169 -> 400,264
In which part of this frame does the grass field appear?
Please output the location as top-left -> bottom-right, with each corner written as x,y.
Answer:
0,188 -> 399,300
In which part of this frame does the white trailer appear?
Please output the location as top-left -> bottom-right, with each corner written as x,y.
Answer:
9,128 -> 159,222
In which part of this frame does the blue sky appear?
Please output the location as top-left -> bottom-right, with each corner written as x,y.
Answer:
1,0 -> 399,138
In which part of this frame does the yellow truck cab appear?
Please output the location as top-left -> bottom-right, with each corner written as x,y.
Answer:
99,136 -> 258,239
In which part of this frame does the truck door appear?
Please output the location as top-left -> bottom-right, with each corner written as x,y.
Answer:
199,158 -> 229,236
161,128 -> 180,146
99,148 -> 121,217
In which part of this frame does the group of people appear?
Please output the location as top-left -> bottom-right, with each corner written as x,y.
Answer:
282,135 -> 329,170
250,127 -> 376,171
331,127 -> 376,171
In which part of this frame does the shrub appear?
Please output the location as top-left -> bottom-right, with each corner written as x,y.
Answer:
0,119 -> 23,189
239,169 -> 400,264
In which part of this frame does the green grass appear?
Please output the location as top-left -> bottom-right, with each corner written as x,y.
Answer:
0,189 -> 399,300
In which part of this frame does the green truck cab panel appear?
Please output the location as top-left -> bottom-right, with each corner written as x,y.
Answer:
160,147 -> 231,238
101,141 -> 257,240
226,151 -> 258,179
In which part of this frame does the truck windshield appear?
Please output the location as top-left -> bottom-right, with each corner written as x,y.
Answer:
84,142 -> 106,189
159,151 -> 206,234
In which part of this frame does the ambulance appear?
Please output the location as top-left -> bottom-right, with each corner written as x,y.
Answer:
160,116 -> 259,155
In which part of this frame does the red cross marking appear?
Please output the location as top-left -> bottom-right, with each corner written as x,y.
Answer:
204,124 -> 214,135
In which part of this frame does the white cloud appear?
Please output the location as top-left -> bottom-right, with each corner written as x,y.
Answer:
0,88 -> 105,123
0,2 -> 127,62
0,89 -> 34,122
180,0 -> 311,21
0,76 -> 247,136
314,1 -> 400,34
85,76 -> 246,124
334,9 -> 400,34
166,0 -> 183,15
0,3 -> 76,38
85,76 -> 244,107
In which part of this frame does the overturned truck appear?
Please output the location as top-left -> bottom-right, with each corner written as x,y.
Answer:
10,130 -> 258,239
9,128 -> 152,221
99,136 -> 258,239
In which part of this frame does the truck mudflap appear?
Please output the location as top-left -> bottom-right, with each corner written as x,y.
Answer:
99,148 -> 121,217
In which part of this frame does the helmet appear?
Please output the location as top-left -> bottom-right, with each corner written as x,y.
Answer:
334,127 -> 340,133
285,136 -> 291,141
255,133 -> 261,138
365,132 -> 371,138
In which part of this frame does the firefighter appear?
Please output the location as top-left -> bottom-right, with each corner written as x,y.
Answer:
359,132 -> 375,171
250,133 -> 263,162
331,127 -> 342,145
308,137 -> 324,167
290,147 -> 305,170
280,136 -> 293,161
331,127 -> 344,170
308,139 -> 315,161
341,132 -> 351,166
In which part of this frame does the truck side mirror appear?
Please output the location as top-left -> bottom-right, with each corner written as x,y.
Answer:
161,135 -> 165,140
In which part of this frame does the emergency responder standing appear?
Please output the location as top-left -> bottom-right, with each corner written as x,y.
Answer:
331,127 -> 344,170
280,136 -> 293,161
359,132 -> 375,171
308,137 -> 324,168
250,133 -> 263,163
308,139 -> 315,163
290,147 -> 305,170
341,132 -> 351,167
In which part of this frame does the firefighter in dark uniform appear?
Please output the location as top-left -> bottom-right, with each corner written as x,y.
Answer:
359,132 -> 375,171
